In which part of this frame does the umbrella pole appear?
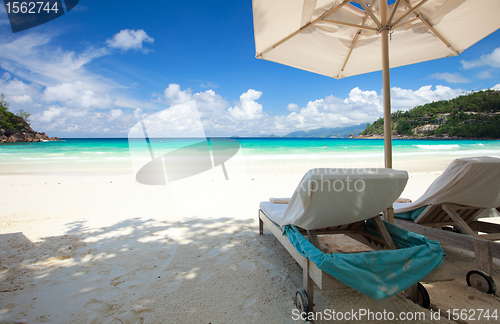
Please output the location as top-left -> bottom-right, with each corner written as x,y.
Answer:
381,0 -> 395,224
381,0 -> 392,170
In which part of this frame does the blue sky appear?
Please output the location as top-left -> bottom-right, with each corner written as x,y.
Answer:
0,0 -> 499,137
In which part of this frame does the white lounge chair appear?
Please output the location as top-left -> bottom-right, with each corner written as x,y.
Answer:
394,156 -> 500,294
259,168 -> 444,313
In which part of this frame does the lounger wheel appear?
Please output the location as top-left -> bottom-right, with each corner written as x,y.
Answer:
294,289 -> 310,314
442,225 -> 463,234
407,283 -> 430,309
466,270 -> 496,294
416,283 -> 431,309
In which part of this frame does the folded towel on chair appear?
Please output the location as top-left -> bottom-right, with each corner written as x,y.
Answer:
269,197 -> 290,204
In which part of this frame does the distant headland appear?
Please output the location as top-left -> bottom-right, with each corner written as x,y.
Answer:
0,94 -> 60,143
357,90 -> 500,139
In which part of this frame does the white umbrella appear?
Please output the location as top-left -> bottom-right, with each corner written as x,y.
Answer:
253,0 -> 500,168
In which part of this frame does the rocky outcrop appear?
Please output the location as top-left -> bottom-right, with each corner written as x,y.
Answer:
413,124 -> 439,135
354,133 -> 384,139
355,133 -> 449,139
0,116 -> 60,143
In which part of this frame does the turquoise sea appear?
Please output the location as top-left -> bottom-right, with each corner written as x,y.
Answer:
1,138 -> 500,165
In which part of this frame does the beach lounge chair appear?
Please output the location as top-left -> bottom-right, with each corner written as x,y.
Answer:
259,168 -> 444,313
394,156 -> 500,294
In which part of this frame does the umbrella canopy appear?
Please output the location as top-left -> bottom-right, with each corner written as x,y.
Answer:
253,0 -> 500,168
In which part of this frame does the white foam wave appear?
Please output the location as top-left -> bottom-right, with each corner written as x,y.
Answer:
415,144 -> 460,150
22,157 -> 81,160
394,149 -> 500,157
242,148 -> 500,161
242,152 -> 384,160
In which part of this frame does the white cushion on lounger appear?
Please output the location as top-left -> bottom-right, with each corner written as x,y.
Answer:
394,156 -> 500,214
260,202 -> 288,224
260,168 -> 408,230
393,202 -> 413,211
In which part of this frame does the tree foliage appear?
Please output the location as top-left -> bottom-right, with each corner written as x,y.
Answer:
0,94 -> 26,132
360,90 -> 500,138
17,109 -> 31,124
0,93 -> 10,108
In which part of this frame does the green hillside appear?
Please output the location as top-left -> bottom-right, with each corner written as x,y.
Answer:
0,94 -> 25,133
360,90 -> 500,138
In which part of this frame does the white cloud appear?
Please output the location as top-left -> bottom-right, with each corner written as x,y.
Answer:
151,84 -> 267,135
227,89 -> 265,121
37,106 -> 90,124
429,72 -> 470,83
159,83 -> 229,121
391,85 -> 462,111
39,106 -> 65,123
0,74 -> 42,108
108,109 -> 123,121
0,34 -> 113,91
272,88 -> 381,133
343,87 -> 381,111
106,29 -> 154,53
163,84 -> 193,104
137,101 -> 206,138
192,89 -> 228,114
200,81 -> 219,88
42,81 -> 115,109
492,84 -> 500,91
133,108 -> 144,120
0,33 -> 160,137
477,71 -> 492,79
287,103 -> 299,111
461,47 -> 500,69
33,107 -> 139,136
0,70 -> 133,137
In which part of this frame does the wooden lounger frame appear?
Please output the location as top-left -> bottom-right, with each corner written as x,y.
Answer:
395,203 -> 500,275
259,209 -> 442,311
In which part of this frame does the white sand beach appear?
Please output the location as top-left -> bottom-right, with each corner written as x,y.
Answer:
1,155 -> 499,324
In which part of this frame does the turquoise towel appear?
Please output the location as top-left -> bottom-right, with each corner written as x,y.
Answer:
395,205 -> 428,220
283,219 -> 444,300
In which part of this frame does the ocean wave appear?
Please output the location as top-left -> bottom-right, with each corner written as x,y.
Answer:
395,149 -> 500,157
415,144 -> 460,150
82,151 -> 109,154
21,157 -> 81,160
242,152 -> 384,160
242,148 -> 500,160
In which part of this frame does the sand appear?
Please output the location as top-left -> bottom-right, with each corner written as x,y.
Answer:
1,156 -> 499,323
